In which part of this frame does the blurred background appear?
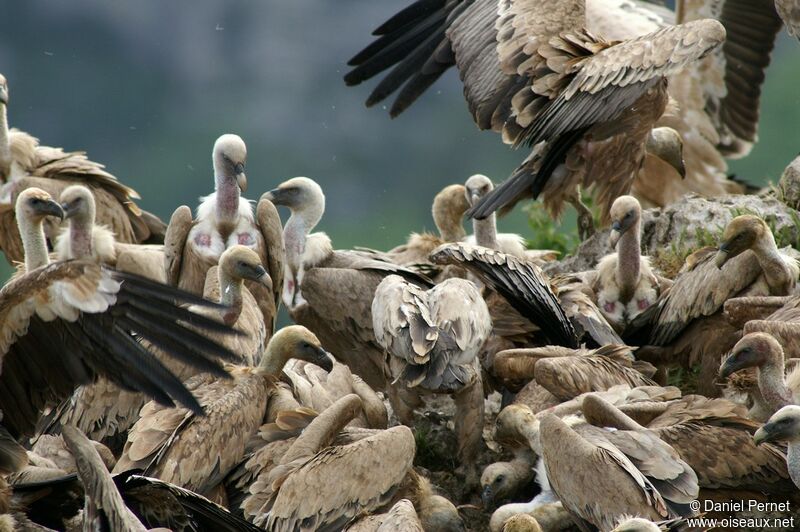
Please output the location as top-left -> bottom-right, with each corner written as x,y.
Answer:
1,1 -> 799,277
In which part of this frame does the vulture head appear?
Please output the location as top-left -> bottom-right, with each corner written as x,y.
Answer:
16,188 -> 64,223
610,516 -> 661,532
494,404 -> 538,451
213,133 -> 248,192
608,195 -> 641,248
60,185 -> 95,224
502,514 -> 543,532
464,174 -> 494,207
0,73 -> 7,105
754,404 -> 800,445
481,461 -> 521,510
264,324 -> 333,373
719,332 -> 783,380
432,184 -> 468,240
419,495 -> 466,532
645,127 -> 685,178
265,176 -> 325,215
715,215 -> 770,269
219,245 -> 272,290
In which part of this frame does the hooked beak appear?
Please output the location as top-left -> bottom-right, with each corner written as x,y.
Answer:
715,244 -> 730,269
718,354 -> 747,380
264,187 -> 286,206
0,89 -> 7,105
254,266 -> 273,290
60,200 -> 79,220
235,165 -> 247,193
480,486 -> 494,509
40,199 -> 65,221
753,426 -> 771,446
609,222 -> 622,248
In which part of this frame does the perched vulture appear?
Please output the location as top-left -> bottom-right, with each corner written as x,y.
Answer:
373,274 -> 491,464
165,133 -> 284,336
0,188 -> 240,442
632,215 -> 799,395
54,184 -> 166,281
42,245 -> 271,450
590,196 -> 670,333
719,332 -> 800,417
0,73 -> 165,264
265,176 -> 432,390
345,0 -> 724,225
754,405 -> 800,489
113,326 -> 332,500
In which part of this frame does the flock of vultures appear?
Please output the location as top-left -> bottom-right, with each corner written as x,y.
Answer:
2,0 -> 800,531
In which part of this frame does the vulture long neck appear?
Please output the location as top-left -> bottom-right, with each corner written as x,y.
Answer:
753,231 -> 794,295
213,160 -> 240,237
788,440 -> 800,489
280,395 -> 359,464
68,210 -> 94,260
218,268 -> 243,326
18,212 -> 49,271
472,213 -> 498,249
758,349 -> 793,413
0,104 -> 10,181
283,197 -> 324,280
616,216 -> 642,303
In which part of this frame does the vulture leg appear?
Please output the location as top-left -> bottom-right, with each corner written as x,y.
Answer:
387,385 -> 423,426
453,373 -> 484,483
567,192 -> 595,241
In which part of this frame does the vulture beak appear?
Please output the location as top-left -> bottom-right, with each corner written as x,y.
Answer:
714,243 -> 730,269
264,187 -> 287,206
303,344 -> 334,372
40,199 -> 65,221
60,200 -> 79,220
753,425 -> 772,446
235,164 -> 247,193
0,88 -> 7,105
718,352 -> 751,380
480,486 -> 494,509
254,265 -> 273,290
609,222 -> 622,248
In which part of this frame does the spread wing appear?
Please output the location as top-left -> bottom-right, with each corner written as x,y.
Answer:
0,261 -> 238,440
430,243 -> 577,347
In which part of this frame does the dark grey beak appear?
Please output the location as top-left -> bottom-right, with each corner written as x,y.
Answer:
235,164 -> 247,193
715,246 -> 729,269
480,486 -> 494,509
264,187 -> 285,205
0,89 -> 7,105
308,346 -> 334,372
40,199 -> 65,221
60,201 -> 79,220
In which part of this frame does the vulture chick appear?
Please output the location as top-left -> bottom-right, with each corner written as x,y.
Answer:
463,174 -> 558,262
540,411 -> 698,531
0,74 -> 165,263
165,133 -> 284,336
55,184 -> 166,281
373,274 -> 491,465
346,1 -> 724,226
266,176 -> 431,389
720,332 -> 800,417
45,245 -> 272,450
249,394 -> 416,531
592,195 -> 669,332
633,215 -> 799,395
754,405 -> 800,489
0,189 -> 241,442
113,326 -> 332,500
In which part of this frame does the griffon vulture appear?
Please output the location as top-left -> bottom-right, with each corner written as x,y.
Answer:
0,74 -> 165,264
113,326 -> 332,500
345,1 -> 724,227
164,133 -> 284,335
265,176 -> 432,390
0,189 -> 240,442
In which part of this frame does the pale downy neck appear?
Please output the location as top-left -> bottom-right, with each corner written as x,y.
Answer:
0,104 -> 10,180
218,268 -> 243,326
752,231 -> 793,295
616,216 -> 641,303
280,395 -> 358,464
283,198 -> 325,275
758,350 -> 793,413
68,212 -> 94,260
213,158 -> 240,236
436,215 -> 466,243
259,337 -> 291,377
18,213 -> 49,271
473,212 -> 498,249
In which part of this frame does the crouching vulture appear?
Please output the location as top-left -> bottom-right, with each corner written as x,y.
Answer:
0,188 -> 240,444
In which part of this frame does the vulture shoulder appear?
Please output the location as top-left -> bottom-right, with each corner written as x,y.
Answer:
164,204 -> 198,289
256,194 -> 285,322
